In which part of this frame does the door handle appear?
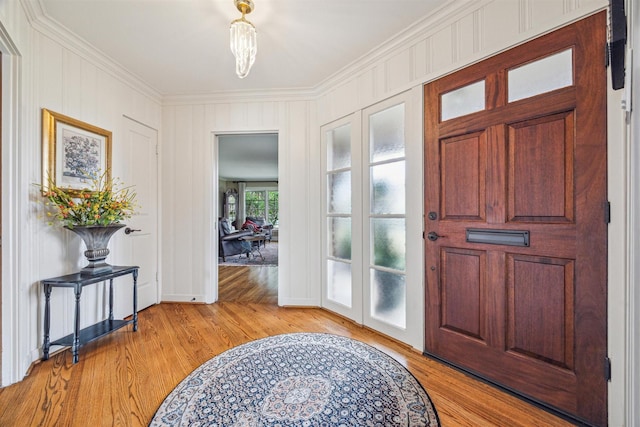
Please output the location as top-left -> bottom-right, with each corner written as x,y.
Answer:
125,227 -> 142,235
427,231 -> 445,241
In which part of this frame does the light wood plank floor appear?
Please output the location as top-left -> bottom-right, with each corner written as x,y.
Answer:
0,266 -> 574,426
218,264 -> 278,304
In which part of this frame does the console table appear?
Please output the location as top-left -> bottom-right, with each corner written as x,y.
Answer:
42,265 -> 139,364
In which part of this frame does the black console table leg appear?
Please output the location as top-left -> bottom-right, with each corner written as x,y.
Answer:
43,284 -> 52,360
72,284 -> 82,364
132,269 -> 138,332
109,278 -> 114,321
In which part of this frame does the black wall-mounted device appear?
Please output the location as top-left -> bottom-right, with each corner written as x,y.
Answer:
609,0 -> 627,90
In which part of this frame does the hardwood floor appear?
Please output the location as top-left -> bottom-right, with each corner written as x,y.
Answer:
218,264 -> 278,304
0,266 -> 574,426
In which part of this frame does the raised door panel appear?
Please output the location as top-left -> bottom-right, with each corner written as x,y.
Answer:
508,112 -> 575,222
440,248 -> 486,341
507,254 -> 575,371
441,132 -> 486,221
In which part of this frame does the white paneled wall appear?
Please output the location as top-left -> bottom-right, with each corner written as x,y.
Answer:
28,28 -> 161,372
30,28 -> 161,363
1,1 -> 161,384
317,0 -> 606,126
160,99 -> 322,306
630,4 -> 640,425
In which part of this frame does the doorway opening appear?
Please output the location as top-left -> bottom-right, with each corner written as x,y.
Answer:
216,133 -> 279,304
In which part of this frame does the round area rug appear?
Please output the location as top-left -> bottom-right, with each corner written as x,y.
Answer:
150,333 -> 439,426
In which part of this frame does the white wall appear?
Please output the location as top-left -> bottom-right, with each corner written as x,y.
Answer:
0,0 -> 32,388
0,1 -> 161,385
317,0 -> 608,123
628,1 -> 639,425
160,99 -> 321,306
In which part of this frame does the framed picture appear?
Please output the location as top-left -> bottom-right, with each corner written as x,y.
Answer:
42,109 -> 112,195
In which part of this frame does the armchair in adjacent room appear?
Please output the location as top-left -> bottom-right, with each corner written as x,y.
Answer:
218,217 -> 253,261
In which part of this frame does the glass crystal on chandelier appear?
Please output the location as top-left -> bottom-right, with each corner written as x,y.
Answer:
230,17 -> 257,78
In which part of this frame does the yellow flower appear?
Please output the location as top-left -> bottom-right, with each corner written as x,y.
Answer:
37,170 -> 137,227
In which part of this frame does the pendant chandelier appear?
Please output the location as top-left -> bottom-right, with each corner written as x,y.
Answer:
230,0 -> 257,79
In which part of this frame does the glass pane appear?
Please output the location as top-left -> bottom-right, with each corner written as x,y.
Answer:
508,49 -> 573,102
371,161 -> 405,214
370,104 -> 405,162
328,217 -> 351,260
327,259 -> 352,307
245,190 -> 266,218
441,80 -> 485,121
371,269 -> 406,328
327,124 -> 351,170
328,171 -> 351,214
371,218 -> 406,271
267,191 -> 279,225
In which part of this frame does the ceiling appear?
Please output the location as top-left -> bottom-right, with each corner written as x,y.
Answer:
218,134 -> 278,181
34,0 -> 448,181
36,0 -> 448,95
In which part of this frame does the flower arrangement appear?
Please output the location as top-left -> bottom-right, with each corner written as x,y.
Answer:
39,171 -> 137,228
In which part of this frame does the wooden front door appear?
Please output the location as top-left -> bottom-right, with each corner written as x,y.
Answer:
424,13 -> 607,426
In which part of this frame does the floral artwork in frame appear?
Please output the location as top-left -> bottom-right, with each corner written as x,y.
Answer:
42,108 -> 112,196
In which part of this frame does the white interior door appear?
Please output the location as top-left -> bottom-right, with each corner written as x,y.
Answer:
119,117 -> 159,311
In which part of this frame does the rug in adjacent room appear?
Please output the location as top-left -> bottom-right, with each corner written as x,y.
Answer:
150,333 -> 440,426
219,241 -> 278,266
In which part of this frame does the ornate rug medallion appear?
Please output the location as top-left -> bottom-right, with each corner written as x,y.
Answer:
150,333 -> 440,426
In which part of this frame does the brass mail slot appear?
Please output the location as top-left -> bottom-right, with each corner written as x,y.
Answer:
466,228 -> 530,247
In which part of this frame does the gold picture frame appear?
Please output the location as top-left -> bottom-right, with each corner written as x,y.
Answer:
42,109 -> 112,196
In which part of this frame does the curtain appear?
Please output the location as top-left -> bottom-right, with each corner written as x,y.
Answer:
238,181 -> 247,227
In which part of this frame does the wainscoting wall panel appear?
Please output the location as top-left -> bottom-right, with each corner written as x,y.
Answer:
317,0 -> 604,127
32,28 -> 162,367
0,0 -> 162,385
160,98 -> 321,307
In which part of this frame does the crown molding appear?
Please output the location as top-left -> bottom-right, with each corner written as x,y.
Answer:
19,0 -> 604,108
162,87 -> 318,106
314,0 -> 606,101
21,0 -> 162,103
18,0 -> 478,106
163,1 -> 480,105
314,0 -> 483,94
21,0 -> 317,106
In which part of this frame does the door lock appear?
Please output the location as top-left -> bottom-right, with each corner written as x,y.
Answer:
427,231 -> 445,241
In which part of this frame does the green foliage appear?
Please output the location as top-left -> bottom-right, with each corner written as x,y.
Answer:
245,190 -> 265,218
373,220 -> 405,271
267,191 -> 279,224
245,189 -> 278,225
